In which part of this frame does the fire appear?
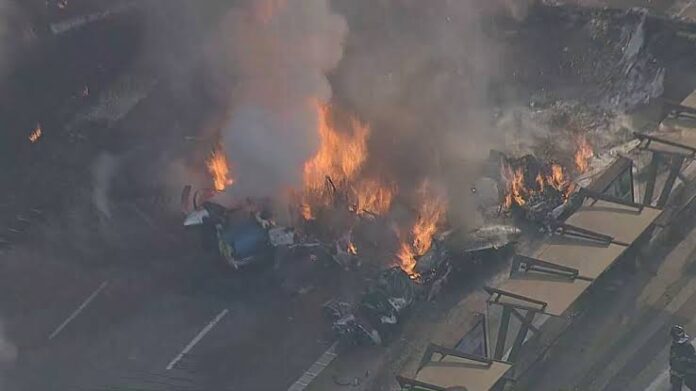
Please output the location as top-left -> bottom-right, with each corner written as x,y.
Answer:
574,135 -> 594,174
352,179 -> 396,216
549,164 -> 568,191
397,242 -> 418,277
28,123 -> 42,143
348,241 -> 358,255
502,166 -> 528,209
501,161 -> 575,210
397,182 -> 446,278
301,102 -> 370,217
304,102 -> 368,192
206,144 -> 234,192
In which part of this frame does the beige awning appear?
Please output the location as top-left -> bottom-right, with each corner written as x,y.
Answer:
493,274 -> 592,316
532,236 -> 627,279
643,90 -> 696,155
415,355 -> 512,391
681,90 -> 696,110
563,200 -> 661,244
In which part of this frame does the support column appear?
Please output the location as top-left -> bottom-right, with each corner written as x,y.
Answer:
494,306 -> 512,360
643,153 -> 661,206
657,155 -> 685,208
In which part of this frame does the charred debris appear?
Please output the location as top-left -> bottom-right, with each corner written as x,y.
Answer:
177,3 -> 696,348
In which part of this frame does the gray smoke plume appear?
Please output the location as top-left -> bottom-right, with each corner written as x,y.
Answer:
92,153 -> 119,219
0,320 -> 17,388
215,0 -> 347,197
330,1 -> 529,225
0,0 -> 32,82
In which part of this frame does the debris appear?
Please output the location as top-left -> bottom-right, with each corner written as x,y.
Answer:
500,153 -> 577,224
28,123 -> 42,143
322,300 -> 382,346
268,227 -> 295,247
183,209 -> 209,227
447,224 -> 522,254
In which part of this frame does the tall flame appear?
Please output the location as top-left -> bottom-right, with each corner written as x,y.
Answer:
574,135 -> 594,174
206,144 -> 234,192
502,166 -> 527,209
300,102 -> 400,220
352,178 -> 396,216
303,102 -> 368,193
397,181 -> 446,277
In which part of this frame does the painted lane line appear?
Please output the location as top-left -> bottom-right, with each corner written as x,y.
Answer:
49,281 -> 109,340
287,341 -> 339,391
166,309 -> 229,371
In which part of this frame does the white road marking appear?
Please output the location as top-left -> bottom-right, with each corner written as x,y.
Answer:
166,309 -> 229,371
49,281 -> 109,340
645,336 -> 696,391
287,341 -> 339,391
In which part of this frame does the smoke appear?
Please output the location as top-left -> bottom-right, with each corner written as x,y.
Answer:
92,153 -> 119,219
0,0 -> 26,75
0,320 -> 17,388
214,0 -> 347,197
328,1 -> 530,225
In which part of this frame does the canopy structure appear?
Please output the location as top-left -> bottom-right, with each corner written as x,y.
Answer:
562,199 -> 661,245
397,91 -> 696,389
634,90 -> 696,207
397,345 -> 511,391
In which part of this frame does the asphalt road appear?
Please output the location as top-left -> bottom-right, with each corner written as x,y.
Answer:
0,4 -> 343,390
1,202 -> 343,391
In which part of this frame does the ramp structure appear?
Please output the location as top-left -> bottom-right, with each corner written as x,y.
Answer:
396,345 -> 512,391
397,89 -> 696,391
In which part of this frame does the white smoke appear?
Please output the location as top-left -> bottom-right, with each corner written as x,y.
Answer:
0,320 -> 17,388
0,0 -> 32,82
216,0 -> 347,197
92,153 -> 119,219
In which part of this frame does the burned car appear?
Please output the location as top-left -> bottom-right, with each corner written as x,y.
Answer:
323,267 -> 416,346
182,186 -> 295,270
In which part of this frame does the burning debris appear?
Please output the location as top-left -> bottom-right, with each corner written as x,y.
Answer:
499,135 -> 594,225
500,155 -> 578,224
396,181 -> 447,278
299,102 -> 396,221
206,144 -> 234,192
574,134 -> 594,174
28,123 -> 42,143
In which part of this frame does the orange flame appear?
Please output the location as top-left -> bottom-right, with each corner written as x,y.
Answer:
301,102 -> 370,218
352,179 -> 396,216
28,123 -> 42,143
348,241 -> 358,255
501,162 -> 575,210
574,135 -> 594,174
397,182 -> 446,278
206,145 -> 234,192
501,166 -> 528,209
304,102 -> 368,192
397,241 -> 418,277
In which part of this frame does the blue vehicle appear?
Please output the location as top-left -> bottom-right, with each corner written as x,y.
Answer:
215,215 -> 274,269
